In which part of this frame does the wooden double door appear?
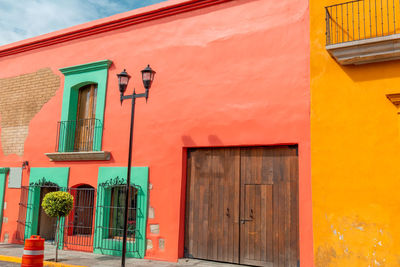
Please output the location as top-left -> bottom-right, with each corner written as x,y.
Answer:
185,147 -> 299,266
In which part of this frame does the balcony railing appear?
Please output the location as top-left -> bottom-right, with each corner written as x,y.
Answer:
326,0 -> 400,45
55,118 -> 102,152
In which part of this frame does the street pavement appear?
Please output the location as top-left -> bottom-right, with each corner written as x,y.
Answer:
0,243 -> 241,267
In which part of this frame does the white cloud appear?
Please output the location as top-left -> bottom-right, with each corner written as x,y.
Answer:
0,0 -> 167,46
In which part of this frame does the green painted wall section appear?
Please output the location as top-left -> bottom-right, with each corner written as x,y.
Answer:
94,167 -> 149,258
25,168 -> 69,243
59,60 -> 112,152
0,168 -> 9,236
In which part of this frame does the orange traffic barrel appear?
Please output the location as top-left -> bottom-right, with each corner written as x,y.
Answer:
21,235 -> 44,267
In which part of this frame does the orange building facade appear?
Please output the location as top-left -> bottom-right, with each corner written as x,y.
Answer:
312,0 -> 400,266
0,0 -> 312,265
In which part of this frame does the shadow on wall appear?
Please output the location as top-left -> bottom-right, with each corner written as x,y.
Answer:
338,58 -> 400,83
181,135 -> 224,147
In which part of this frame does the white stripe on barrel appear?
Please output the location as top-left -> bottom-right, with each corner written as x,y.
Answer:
23,250 -> 44,256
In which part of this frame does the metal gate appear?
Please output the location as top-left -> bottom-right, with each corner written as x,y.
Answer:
16,183 -> 61,243
64,186 -> 96,252
16,186 -> 29,243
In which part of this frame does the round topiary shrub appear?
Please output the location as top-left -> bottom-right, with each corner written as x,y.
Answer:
42,191 -> 74,218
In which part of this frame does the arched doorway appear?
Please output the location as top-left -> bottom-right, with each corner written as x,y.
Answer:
64,184 -> 95,252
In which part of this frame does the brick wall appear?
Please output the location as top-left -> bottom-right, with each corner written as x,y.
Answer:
0,68 -> 60,156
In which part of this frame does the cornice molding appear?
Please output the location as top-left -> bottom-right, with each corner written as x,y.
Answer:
59,60 -> 112,76
0,0 -> 232,58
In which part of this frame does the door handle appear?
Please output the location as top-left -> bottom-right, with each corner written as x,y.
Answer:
240,209 -> 254,224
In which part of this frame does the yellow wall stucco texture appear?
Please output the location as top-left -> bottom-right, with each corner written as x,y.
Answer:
311,1 -> 400,266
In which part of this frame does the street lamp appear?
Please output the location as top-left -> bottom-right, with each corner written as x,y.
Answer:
117,65 -> 156,267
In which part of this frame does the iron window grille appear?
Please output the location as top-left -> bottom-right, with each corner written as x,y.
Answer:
94,178 -> 142,254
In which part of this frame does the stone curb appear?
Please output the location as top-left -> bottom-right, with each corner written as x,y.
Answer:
0,255 -> 87,267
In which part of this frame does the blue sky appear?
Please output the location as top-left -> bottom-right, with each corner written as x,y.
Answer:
0,0 -> 168,46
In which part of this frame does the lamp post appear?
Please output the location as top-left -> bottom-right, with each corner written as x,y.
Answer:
117,65 -> 156,267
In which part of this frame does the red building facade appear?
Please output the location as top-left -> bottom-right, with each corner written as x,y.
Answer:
0,0 -> 312,265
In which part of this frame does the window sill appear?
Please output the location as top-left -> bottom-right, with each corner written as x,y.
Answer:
45,151 -> 111,161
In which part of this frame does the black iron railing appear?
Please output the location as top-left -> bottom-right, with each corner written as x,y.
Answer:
55,118 -> 102,152
326,0 -> 400,45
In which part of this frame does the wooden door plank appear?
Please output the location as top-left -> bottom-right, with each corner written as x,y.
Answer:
222,149 -> 228,262
184,150 -> 192,255
284,182 -> 291,267
248,185 -> 255,261
201,149 -> 211,259
254,148 -> 263,185
262,148 -> 274,184
284,153 -> 292,266
260,186 -> 267,263
206,149 -> 213,259
192,150 -> 201,257
239,149 -> 245,263
223,148 -> 239,262
273,181 -> 280,266
208,149 -> 217,260
278,182 -> 285,267
290,163 -> 299,266
240,184 -> 247,262
253,185 -> 261,261
233,149 -> 240,263
185,150 -> 196,256
193,149 -> 206,258
266,185 -> 273,262
287,146 -> 299,267
216,149 -> 224,261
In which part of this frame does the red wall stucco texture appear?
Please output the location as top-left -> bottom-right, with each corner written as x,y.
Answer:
0,0 -> 312,264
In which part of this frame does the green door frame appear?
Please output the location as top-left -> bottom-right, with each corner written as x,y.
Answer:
0,168 -> 9,236
25,168 -> 69,244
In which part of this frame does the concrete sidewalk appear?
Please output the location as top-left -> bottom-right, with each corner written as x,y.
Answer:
0,243 -> 240,267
